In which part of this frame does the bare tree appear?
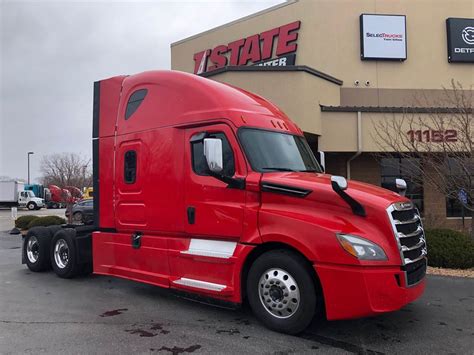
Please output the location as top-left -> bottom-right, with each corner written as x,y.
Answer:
372,81 -> 473,238
40,153 -> 92,189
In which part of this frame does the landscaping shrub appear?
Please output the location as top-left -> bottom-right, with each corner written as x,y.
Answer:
15,215 -> 40,229
27,216 -> 66,229
425,229 -> 474,269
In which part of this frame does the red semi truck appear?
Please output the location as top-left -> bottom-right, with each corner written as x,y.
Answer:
22,71 -> 427,334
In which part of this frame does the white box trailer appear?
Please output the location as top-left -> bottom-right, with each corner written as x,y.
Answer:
0,181 -> 44,210
0,181 -> 20,202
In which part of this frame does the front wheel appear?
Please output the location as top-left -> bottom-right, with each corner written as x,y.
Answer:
27,202 -> 36,210
247,250 -> 318,334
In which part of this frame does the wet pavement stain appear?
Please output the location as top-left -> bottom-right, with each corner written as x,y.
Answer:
438,322 -> 447,326
150,345 -> 201,354
150,323 -> 170,335
299,332 -> 385,355
216,329 -> 240,335
242,336 -> 250,339
125,328 -> 156,337
99,308 -> 128,317
233,318 -> 251,326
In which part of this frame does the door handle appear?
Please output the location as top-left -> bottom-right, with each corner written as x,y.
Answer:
187,206 -> 195,225
131,232 -> 142,249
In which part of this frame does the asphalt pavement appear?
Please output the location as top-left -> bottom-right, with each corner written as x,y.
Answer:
0,218 -> 473,354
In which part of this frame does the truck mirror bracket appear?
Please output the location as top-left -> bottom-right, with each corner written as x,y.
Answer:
208,170 -> 246,190
331,180 -> 366,217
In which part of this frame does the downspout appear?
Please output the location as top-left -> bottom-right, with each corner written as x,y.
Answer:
346,111 -> 362,180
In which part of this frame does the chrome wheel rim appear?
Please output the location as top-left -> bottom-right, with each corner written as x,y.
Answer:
73,213 -> 82,222
258,268 -> 300,319
54,239 -> 69,269
26,236 -> 39,263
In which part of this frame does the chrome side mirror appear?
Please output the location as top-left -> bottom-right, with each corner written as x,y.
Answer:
331,175 -> 348,191
317,151 -> 325,172
203,138 -> 223,174
395,178 -> 407,196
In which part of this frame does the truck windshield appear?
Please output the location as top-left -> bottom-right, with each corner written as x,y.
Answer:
238,128 -> 322,173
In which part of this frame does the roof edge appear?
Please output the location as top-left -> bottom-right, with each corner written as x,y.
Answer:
320,105 -> 473,114
171,0 -> 297,47
199,65 -> 343,86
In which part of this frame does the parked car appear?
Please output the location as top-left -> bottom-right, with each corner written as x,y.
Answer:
65,199 -> 93,224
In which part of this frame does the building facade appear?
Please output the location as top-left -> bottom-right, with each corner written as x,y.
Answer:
171,0 -> 474,229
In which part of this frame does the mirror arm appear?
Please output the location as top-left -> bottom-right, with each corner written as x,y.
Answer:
331,181 -> 366,217
208,170 -> 246,190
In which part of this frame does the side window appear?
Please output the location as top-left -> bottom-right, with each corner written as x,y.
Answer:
125,89 -> 148,120
191,132 -> 235,177
124,150 -> 137,184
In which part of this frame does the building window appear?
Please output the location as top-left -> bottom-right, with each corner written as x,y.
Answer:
191,132 -> 235,177
381,157 -> 424,213
125,89 -> 148,120
124,150 -> 137,184
445,157 -> 472,217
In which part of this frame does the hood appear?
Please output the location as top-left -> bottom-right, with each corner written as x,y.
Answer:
261,172 -> 406,212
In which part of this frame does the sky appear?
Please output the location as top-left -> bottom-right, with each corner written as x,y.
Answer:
0,0 -> 283,183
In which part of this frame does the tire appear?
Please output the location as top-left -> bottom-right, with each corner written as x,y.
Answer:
247,250 -> 318,334
73,212 -> 83,223
27,202 -> 36,210
23,227 -> 52,272
50,229 -> 81,278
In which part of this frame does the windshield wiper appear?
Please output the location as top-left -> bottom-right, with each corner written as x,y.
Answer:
261,167 -> 296,172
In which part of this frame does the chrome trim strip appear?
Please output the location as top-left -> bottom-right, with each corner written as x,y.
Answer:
401,239 -> 425,252
392,201 -> 414,211
181,239 -> 237,259
397,226 -> 423,238
394,215 -> 420,225
404,250 -> 427,265
173,278 -> 226,292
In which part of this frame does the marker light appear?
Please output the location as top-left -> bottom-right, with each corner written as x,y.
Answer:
337,234 -> 387,260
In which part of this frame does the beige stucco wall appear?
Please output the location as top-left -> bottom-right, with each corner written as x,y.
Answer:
172,0 -> 474,90
212,71 -> 340,134
320,111 -> 474,152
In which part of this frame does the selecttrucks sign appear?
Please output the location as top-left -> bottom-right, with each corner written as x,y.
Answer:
360,14 -> 407,61
193,21 -> 301,74
446,18 -> 474,63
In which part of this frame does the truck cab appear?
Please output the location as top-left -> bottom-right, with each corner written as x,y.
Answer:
24,70 -> 426,334
18,190 -> 44,210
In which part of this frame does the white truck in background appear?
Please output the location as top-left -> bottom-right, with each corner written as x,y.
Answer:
0,181 -> 45,210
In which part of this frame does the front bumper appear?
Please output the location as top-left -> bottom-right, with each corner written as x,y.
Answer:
315,261 -> 425,320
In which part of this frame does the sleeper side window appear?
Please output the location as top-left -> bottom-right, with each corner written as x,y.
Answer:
191,132 -> 235,177
124,150 -> 137,184
125,89 -> 148,120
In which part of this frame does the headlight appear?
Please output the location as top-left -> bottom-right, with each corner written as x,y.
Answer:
336,234 -> 387,260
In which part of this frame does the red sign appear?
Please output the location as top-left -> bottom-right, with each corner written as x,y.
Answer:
193,21 -> 301,74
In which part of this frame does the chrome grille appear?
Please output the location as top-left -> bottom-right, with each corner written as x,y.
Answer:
387,202 -> 427,286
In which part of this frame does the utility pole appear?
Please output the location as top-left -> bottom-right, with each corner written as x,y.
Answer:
27,151 -> 34,184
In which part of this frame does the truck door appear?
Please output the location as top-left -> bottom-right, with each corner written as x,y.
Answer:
18,191 -> 28,206
115,139 -> 147,229
184,124 -> 247,239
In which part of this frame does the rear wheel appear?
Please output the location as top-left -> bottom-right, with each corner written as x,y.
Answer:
50,231 -> 80,278
24,228 -> 51,272
247,250 -> 317,334
73,212 -> 83,223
